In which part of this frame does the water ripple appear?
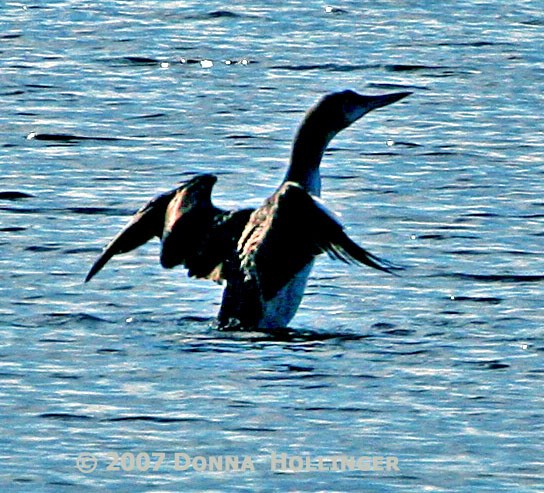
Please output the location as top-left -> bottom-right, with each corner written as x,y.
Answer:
2,1 -> 544,491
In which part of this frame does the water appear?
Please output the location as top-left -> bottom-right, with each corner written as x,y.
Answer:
1,1 -> 543,491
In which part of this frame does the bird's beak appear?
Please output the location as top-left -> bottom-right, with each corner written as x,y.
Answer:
350,91 -> 411,121
368,91 -> 411,109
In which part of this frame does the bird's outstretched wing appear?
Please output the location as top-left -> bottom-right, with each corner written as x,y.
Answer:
85,173 -> 241,283
238,182 -> 397,301
85,189 -> 177,282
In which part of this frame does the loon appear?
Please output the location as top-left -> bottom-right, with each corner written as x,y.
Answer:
85,89 -> 410,329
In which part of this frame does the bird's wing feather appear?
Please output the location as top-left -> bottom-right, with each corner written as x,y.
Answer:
85,190 -> 176,282
163,207 -> 253,282
238,182 -> 396,301
86,174 -> 253,284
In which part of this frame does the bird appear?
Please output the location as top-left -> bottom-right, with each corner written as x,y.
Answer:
85,89 -> 410,329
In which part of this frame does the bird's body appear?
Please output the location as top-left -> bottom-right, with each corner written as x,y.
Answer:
86,90 -> 410,329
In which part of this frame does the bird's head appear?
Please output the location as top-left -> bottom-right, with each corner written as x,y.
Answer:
307,89 -> 411,139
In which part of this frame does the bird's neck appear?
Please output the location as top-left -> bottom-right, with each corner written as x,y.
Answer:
283,121 -> 333,198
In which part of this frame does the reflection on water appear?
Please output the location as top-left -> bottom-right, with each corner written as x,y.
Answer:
1,0 -> 543,490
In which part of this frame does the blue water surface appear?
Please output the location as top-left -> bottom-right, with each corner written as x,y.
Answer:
1,1 -> 543,491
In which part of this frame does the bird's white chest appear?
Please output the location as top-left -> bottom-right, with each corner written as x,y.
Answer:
258,261 -> 314,329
